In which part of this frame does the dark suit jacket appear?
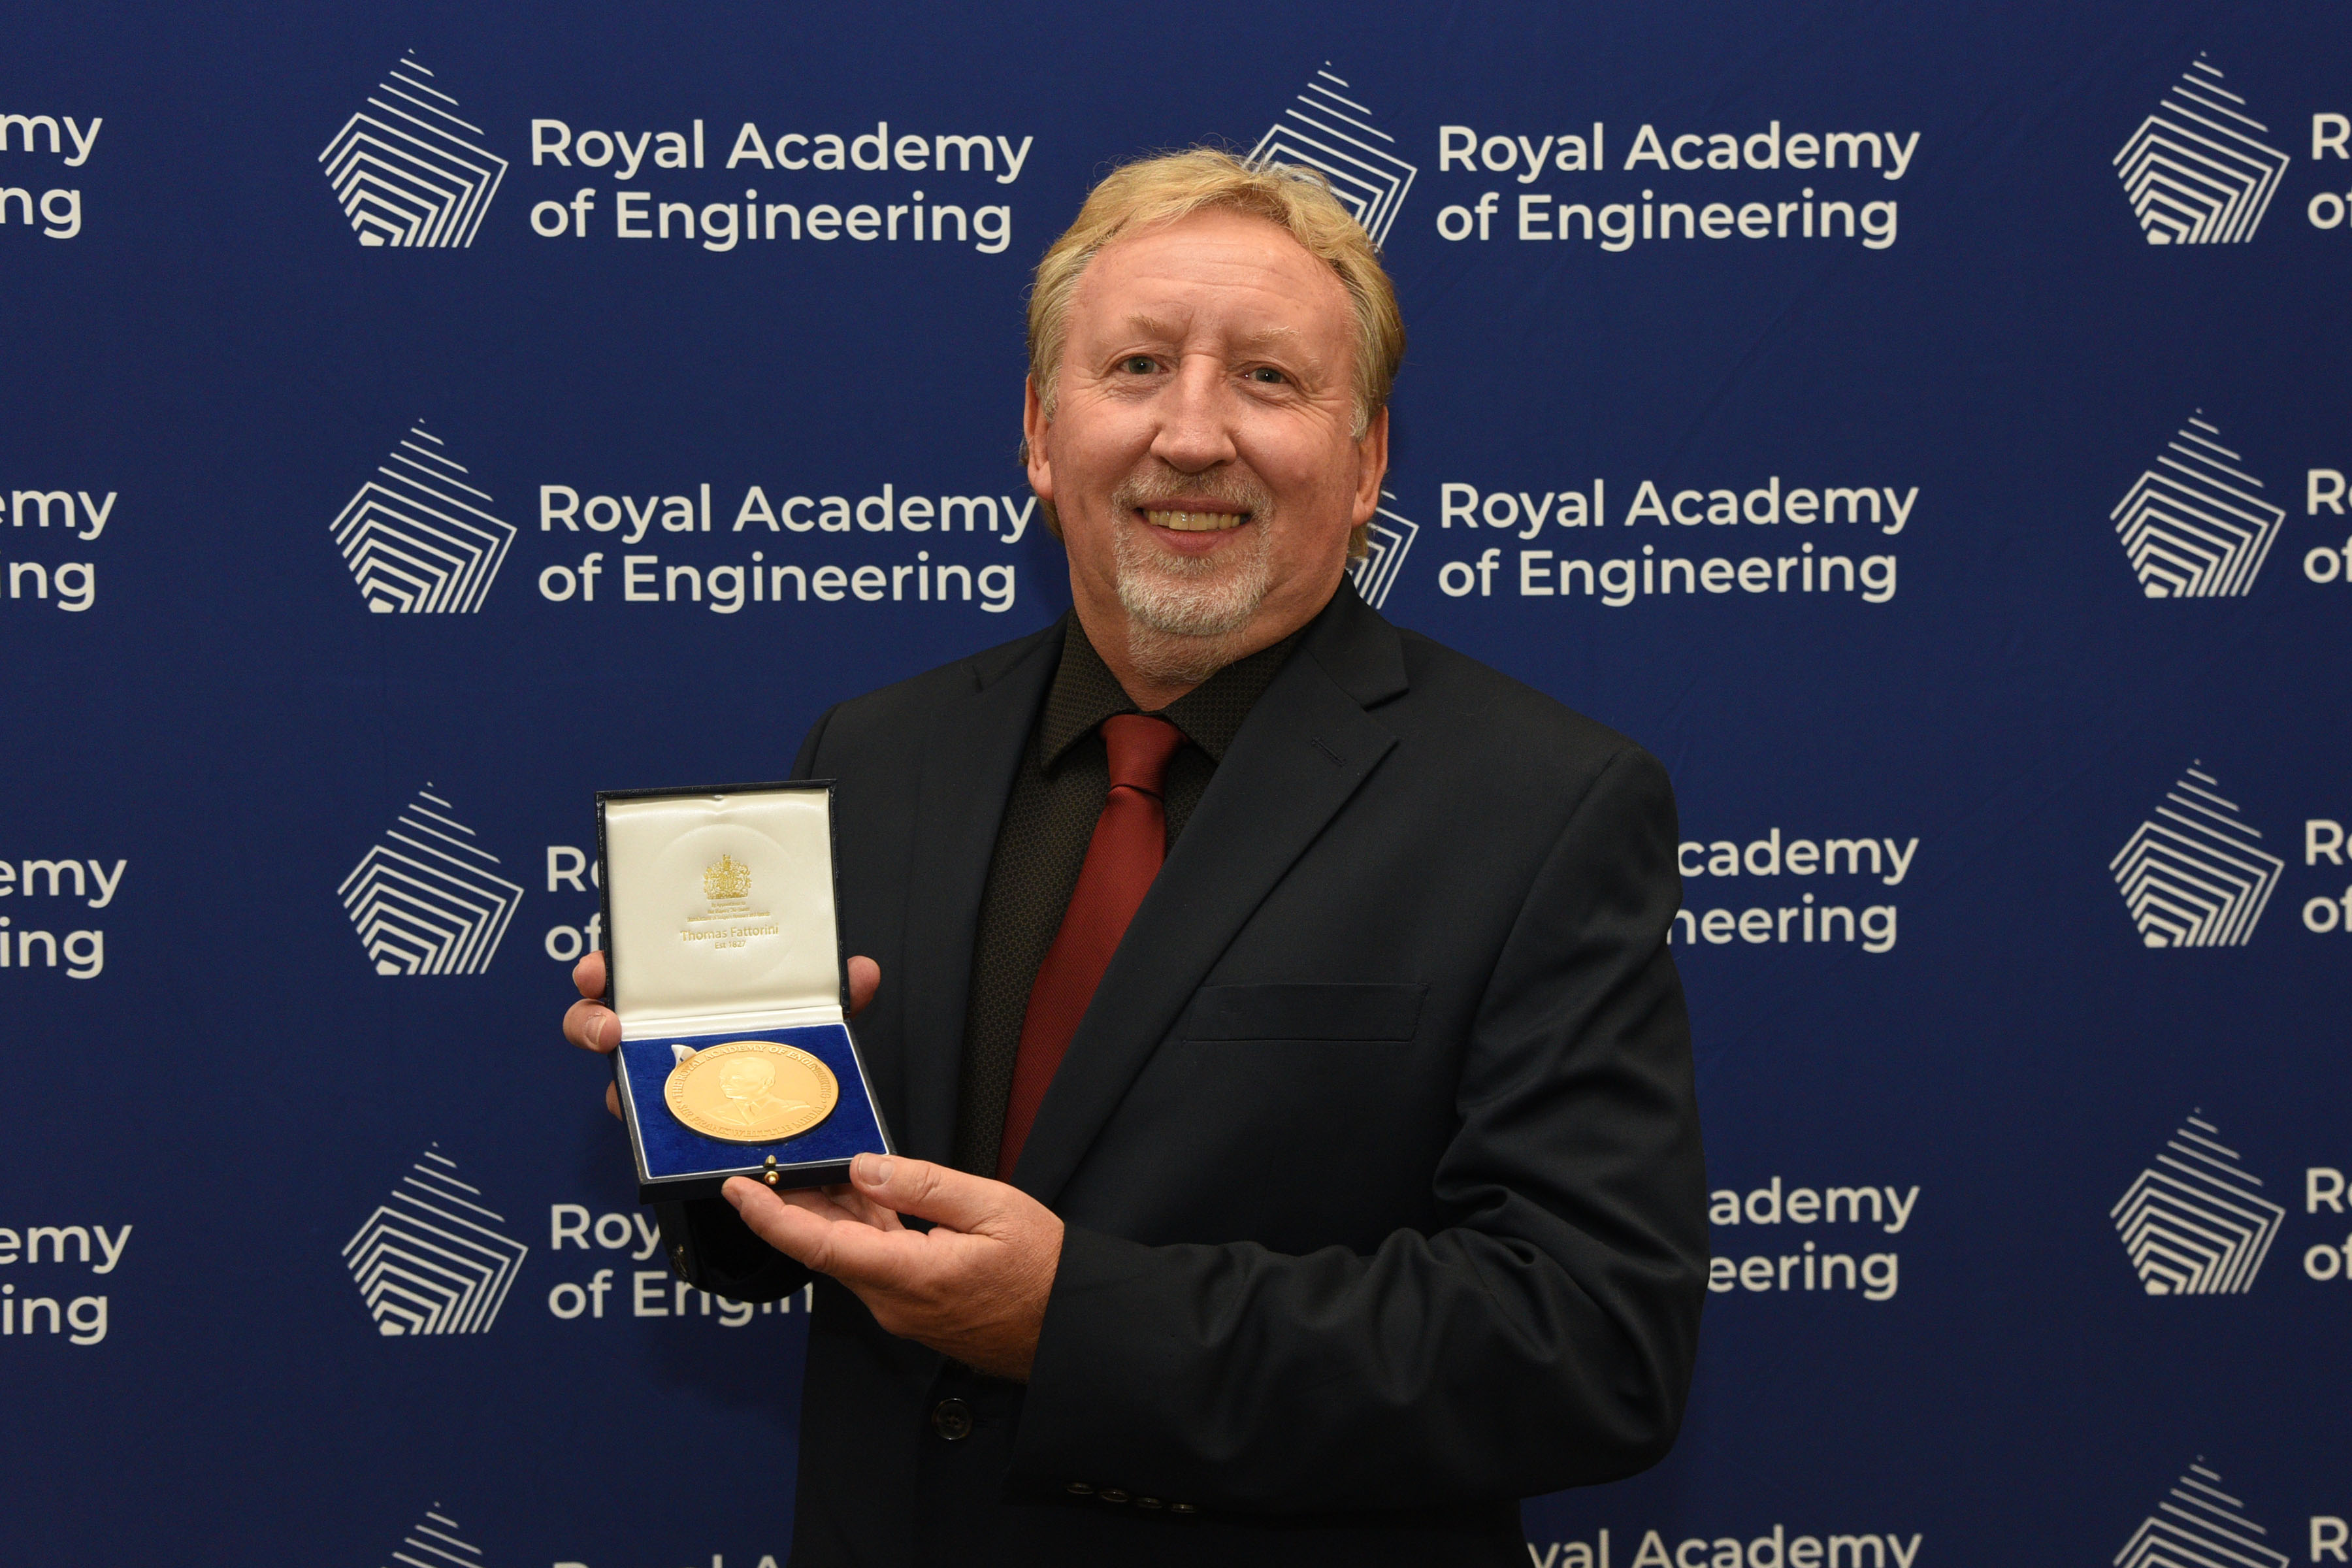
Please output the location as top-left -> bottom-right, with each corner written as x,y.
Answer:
658,583 -> 1707,1567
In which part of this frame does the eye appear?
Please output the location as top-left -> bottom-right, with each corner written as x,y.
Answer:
1247,366 -> 1287,384
1120,355 -> 1158,375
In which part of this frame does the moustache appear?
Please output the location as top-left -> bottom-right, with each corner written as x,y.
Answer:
1109,465 -> 1275,518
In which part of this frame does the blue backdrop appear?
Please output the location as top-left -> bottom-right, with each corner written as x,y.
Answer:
7,3 -> 2349,1563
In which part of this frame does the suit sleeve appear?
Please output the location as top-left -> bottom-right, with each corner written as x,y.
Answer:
1010,745 -> 1708,1511
652,703 -> 843,1303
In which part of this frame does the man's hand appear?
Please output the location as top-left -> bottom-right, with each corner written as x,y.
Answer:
561,954 -> 1056,1374
724,1153 -> 1064,1382
563,949 -> 882,1119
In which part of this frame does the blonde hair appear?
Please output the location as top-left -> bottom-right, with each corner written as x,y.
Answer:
1025,148 -> 1405,556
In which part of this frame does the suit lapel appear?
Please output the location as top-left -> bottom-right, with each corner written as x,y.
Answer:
1009,588 -> 1409,1205
891,624 -> 1062,1164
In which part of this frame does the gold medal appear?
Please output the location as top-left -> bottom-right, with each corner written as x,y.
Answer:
664,1040 -> 840,1144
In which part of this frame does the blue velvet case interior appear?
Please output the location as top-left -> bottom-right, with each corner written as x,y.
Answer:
617,1021 -> 889,1187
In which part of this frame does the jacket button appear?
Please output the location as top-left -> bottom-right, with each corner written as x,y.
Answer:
1135,1497 -> 1164,1509
1098,1488 -> 1130,1505
1171,1502 -> 1200,1516
1065,1482 -> 1094,1496
930,1399 -> 973,1442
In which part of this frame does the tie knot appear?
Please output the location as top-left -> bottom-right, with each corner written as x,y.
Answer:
1102,713 -> 1184,795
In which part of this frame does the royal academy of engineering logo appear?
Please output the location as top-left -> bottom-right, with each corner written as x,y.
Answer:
2110,762 -> 2284,947
338,785 -> 525,975
2112,413 -> 2283,597
382,1505 -> 486,1568
2115,1461 -> 2288,1568
1348,490 -> 1418,610
343,1147 -> 528,1335
319,53 -> 506,247
2114,56 -> 2288,245
2112,1111 -> 2284,1294
331,422 -> 515,613
1247,65 -> 1416,248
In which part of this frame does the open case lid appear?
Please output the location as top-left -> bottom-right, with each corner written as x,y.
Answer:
596,781 -> 845,1040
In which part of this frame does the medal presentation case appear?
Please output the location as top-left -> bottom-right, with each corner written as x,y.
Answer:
596,781 -> 892,1202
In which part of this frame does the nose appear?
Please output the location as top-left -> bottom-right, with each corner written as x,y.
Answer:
1148,353 -> 1241,474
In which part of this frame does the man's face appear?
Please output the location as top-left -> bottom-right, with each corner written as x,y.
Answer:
719,1058 -> 772,1100
1025,207 -> 1387,679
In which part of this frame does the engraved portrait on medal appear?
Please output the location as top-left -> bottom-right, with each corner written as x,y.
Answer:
666,1039 -> 840,1143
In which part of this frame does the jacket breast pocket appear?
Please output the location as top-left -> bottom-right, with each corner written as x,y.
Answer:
1176,982 -> 1428,1043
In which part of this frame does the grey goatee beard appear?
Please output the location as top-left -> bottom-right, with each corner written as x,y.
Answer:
1107,468 -> 1277,683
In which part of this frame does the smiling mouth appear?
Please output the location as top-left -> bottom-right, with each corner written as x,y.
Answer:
1141,508 -> 1250,532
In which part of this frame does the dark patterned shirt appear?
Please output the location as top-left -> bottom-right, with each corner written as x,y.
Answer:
949,617 -> 1301,1175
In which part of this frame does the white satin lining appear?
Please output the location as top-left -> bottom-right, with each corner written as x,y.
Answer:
602,791 -> 845,1041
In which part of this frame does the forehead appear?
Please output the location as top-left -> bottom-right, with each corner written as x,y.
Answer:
1067,206 -> 1352,348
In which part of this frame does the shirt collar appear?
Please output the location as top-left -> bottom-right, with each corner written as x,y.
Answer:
1038,615 -> 1303,771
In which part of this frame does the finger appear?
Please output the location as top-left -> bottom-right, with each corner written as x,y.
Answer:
727,1179 -> 920,1282
565,999 -> 619,1054
847,955 -> 880,1017
769,1183 -> 882,1226
715,1180 -> 885,1231
573,950 -> 607,1000
846,1152 -> 1026,1236
725,1179 -> 825,1260
767,1179 -> 906,1232
605,1081 -> 620,1120
826,1181 -> 908,1231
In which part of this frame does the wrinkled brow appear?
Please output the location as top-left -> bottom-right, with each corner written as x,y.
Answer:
1118,313 -> 1309,354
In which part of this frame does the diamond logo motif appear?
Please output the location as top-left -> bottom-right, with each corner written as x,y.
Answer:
380,1505 -> 487,1568
2114,56 -> 2287,245
344,1147 -> 528,1336
339,785 -> 525,976
1247,65 -> 1418,247
2110,764 -> 2283,948
2112,414 -> 2283,598
2112,1113 -> 2283,1295
331,422 -> 515,614
1349,491 -> 1419,610
320,54 -> 506,248
2114,1462 -> 2288,1567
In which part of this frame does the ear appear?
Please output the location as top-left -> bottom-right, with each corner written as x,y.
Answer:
1023,376 -> 1054,506
1350,406 -> 1390,526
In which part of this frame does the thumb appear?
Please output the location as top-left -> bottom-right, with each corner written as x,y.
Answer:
849,1152 -> 1021,1235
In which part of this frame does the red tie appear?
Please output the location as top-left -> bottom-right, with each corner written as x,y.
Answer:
997,714 -> 1186,1180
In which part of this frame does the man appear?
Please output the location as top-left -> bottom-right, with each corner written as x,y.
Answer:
711,1055 -> 808,1128
564,148 -> 1706,1566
